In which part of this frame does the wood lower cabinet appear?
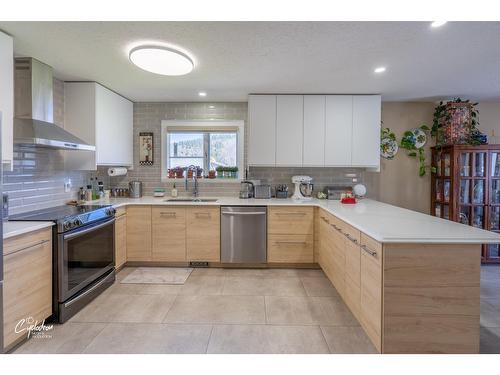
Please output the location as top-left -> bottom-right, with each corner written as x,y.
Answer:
126,206 -> 152,261
268,206 -> 314,263
359,235 -> 383,352
3,228 -> 52,350
152,207 -> 187,261
186,207 -> 220,262
114,209 -> 127,269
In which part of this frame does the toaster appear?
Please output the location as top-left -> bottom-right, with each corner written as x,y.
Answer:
254,184 -> 272,199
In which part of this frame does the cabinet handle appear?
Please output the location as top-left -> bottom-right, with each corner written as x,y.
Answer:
344,233 -> 358,244
4,239 -> 50,257
361,245 -> 377,257
330,223 -> 342,232
160,212 -> 176,217
320,217 -> 329,223
275,212 -> 306,216
195,212 -> 211,218
275,241 -> 307,245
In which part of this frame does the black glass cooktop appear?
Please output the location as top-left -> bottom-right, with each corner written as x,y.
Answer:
10,205 -> 111,222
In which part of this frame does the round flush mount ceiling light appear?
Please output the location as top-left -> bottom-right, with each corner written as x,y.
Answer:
129,45 -> 194,76
431,21 -> 447,28
374,66 -> 386,73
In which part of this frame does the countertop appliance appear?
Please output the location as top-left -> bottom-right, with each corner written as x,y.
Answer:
221,206 -> 267,263
239,180 -> 254,199
129,180 -> 143,198
291,175 -> 314,200
13,58 -> 95,151
324,185 -> 353,200
10,204 -> 116,323
254,184 -> 272,199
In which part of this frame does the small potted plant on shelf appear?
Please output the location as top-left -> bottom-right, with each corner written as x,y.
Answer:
216,166 -> 238,178
173,167 -> 184,179
208,170 -> 216,179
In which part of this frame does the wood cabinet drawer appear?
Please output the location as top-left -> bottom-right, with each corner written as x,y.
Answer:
339,221 -> 360,244
4,228 -> 51,256
152,207 -> 186,261
115,206 -> 126,217
268,234 -> 314,263
3,233 -> 52,350
115,214 -> 127,269
126,206 -> 152,261
268,206 -> 314,235
186,207 -> 220,262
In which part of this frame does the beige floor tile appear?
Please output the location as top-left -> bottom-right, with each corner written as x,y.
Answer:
301,277 -> 340,297
180,276 -> 226,295
222,277 -> 306,296
207,324 -> 329,354
115,267 -> 137,281
107,282 -> 183,295
191,268 -> 227,276
164,295 -> 266,324
70,293 -> 177,323
481,279 -> 500,299
83,323 -> 212,354
12,323 -> 106,354
481,266 -> 500,281
481,298 -> 500,327
321,326 -> 378,354
295,269 -> 326,278
480,327 -> 500,354
265,296 -> 357,326
223,268 -> 311,278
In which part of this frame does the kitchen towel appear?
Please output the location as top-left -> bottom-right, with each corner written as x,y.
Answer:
107,167 -> 128,177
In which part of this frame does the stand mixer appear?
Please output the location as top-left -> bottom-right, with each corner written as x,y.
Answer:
291,176 -> 314,200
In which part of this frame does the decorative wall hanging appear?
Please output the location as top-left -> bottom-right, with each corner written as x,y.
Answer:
139,132 -> 154,165
380,126 -> 399,160
400,125 -> 435,177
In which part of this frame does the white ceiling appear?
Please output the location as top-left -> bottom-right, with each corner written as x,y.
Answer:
1,21 -> 500,102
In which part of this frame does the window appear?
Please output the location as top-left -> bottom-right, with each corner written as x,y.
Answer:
161,120 -> 244,181
168,131 -> 237,172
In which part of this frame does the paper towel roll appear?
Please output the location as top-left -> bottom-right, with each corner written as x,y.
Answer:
107,167 -> 128,177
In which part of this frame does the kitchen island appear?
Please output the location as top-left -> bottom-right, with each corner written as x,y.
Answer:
88,197 -> 500,353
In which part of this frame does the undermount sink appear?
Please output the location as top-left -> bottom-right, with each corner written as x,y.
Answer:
164,198 -> 218,202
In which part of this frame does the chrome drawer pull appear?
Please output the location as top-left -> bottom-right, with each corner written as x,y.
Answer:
195,212 -> 211,218
344,233 -> 358,244
321,217 -> 329,223
361,245 -> 377,257
275,241 -> 307,245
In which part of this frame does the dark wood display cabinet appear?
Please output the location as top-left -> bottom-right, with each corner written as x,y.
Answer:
431,144 -> 500,263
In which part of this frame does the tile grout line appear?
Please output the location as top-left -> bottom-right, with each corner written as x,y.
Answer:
318,325 -> 333,354
160,293 -> 180,324
205,325 -> 215,354
80,322 -> 110,354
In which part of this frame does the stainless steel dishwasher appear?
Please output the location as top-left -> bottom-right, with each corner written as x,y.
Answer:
221,206 -> 267,263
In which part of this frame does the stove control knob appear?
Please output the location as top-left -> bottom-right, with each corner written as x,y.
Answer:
73,218 -> 83,227
64,221 -> 73,230
106,208 -> 116,216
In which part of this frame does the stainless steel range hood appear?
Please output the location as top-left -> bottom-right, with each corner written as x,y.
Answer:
14,58 -> 95,151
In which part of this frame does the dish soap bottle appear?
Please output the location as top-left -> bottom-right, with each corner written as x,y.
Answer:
171,183 -> 178,198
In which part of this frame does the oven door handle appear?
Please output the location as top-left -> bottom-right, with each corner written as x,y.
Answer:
63,218 -> 115,241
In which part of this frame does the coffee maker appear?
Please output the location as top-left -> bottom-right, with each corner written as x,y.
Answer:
291,176 -> 314,200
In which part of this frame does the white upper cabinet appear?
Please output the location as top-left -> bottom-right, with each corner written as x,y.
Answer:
64,82 -> 133,170
351,95 -> 381,168
248,95 -> 276,166
247,94 -> 380,169
0,31 -> 13,168
303,96 -> 325,166
325,95 -> 353,167
276,95 -> 303,166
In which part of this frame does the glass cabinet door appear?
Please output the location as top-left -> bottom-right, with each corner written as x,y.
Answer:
487,151 -> 500,262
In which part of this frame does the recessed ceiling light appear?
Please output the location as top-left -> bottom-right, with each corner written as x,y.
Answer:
431,21 -> 447,28
198,92 -> 207,97
374,67 -> 386,73
129,45 -> 194,76
208,105 -> 215,109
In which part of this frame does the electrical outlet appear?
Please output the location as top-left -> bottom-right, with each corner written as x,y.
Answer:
64,178 -> 72,193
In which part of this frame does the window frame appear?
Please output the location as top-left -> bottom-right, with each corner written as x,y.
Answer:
161,120 -> 245,183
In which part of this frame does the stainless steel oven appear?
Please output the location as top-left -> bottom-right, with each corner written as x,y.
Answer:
58,217 -> 115,303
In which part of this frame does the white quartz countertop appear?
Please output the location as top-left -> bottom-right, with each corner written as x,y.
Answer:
87,196 -> 500,244
3,221 -> 54,240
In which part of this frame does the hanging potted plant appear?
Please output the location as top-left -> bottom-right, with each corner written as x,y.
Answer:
400,125 -> 436,177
